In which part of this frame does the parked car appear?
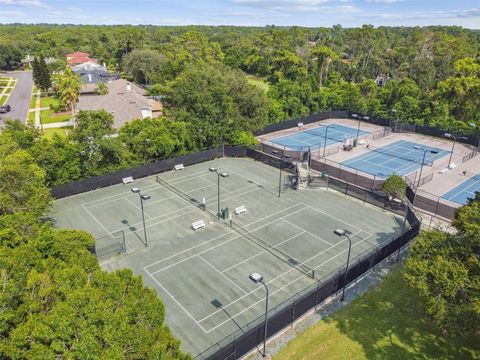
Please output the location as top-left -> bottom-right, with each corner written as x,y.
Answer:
0,104 -> 11,113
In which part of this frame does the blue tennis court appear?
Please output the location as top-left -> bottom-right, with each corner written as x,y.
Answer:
271,124 -> 369,151
341,140 -> 449,179
442,173 -> 480,204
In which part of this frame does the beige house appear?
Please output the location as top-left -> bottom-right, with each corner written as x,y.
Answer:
77,79 -> 163,128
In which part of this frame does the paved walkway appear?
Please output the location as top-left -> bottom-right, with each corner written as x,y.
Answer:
42,119 -> 75,129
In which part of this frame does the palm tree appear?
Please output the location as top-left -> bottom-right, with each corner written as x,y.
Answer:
57,68 -> 81,124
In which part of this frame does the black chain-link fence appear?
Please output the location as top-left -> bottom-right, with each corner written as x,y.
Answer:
52,147 -> 225,199
201,206 -> 420,360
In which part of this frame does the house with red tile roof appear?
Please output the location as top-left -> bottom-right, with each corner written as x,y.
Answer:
66,51 -> 97,66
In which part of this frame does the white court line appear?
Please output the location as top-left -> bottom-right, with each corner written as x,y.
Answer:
103,181 -> 265,238
197,227 -> 364,325
198,255 -> 248,295
301,203 -> 366,235
282,219 -> 332,246
442,173 -> 480,200
143,202 -> 305,270
124,197 -> 153,219
83,173 -> 215,208
201,230 -> 368,331
82,181 -> 164,207
81,204 -> 113,237
148,204 -> 308,275
220,231 -> 306,273
144,267 -> 209,333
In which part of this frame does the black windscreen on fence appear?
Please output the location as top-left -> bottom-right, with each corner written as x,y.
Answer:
51,147 -> 225,199
254,110 -> 347,136
204,217 -> 420,360
50,142 -> 421,360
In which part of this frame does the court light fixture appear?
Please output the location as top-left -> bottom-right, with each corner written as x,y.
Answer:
249,272 -> 263,283
131,187 -> 140,193
334,229 -> 346,236
220,172 -> 229,178
209,167 -> 217,172
249,272 -> 269,358
140,194 -> 151,201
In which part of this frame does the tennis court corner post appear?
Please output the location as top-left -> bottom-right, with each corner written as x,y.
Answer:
249,272 -> 269,358
334,229 -> 352,302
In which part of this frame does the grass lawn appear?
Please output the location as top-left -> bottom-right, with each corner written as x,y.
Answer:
40,96 -> 60,108
0,96 -> 6,106
40,109 -> 71,124
30,94 -> 37,109
246,75 -> 270,93
4,87 -> 13,94
28,111 -> 35,123
273,267 -> 479,360
42,126 -> 73,139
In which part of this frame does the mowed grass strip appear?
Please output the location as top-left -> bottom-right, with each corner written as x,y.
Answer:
30,94 -> 37,108
42,126 -> 73,139
40,96 -> 60,108
40,109 -> 71,124
274,267 -> 479,360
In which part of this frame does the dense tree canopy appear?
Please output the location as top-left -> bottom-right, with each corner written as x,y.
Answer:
161,64 -> 269,148
405,193 -> 480,337
0,122 -> 190,360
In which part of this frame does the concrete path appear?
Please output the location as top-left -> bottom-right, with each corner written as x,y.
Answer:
42,119 -> 75,128
34,90 -> 41,128
29,106 -> 49,112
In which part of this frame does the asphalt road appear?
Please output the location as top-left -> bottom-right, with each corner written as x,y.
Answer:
0,71 -> 33,127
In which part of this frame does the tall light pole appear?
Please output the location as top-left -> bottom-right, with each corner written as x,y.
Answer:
355,115 -> 362,146
209,167 -> 229,219
249,272 -> 269,358
413,146 -> 438,197
131,187 -> 151,247
272,150 -> 291,197
322,124 -> 336,157
333,229 -> 352,302
444,133 -> 468,170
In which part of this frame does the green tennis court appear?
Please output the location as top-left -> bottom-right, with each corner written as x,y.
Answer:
53,157 -> 407,358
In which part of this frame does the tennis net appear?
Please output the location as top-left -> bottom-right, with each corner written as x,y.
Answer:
230,220 -> 315,279
369,145 -> 434,166
155,175 -> 218,219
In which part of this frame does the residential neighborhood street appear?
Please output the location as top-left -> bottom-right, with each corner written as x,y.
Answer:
0,71 -> 32,127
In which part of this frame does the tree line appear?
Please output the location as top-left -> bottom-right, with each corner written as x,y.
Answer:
1,25 -> 479,131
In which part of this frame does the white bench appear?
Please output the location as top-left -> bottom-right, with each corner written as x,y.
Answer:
174,163 -> 185,171
297,122 -> 304,130
235,205 -> 247,215
122,176 -> 133,184
192,220 -> 206,230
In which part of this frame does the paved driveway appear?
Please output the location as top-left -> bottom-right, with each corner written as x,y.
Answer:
0,71 -> 33,128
